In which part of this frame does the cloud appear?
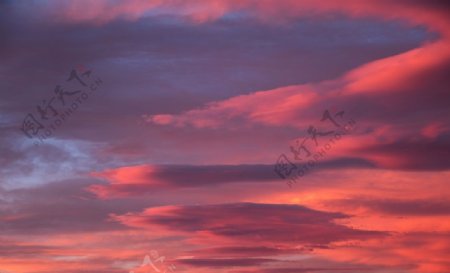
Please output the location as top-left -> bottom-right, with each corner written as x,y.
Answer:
88,159 -> 377,197
146,85 -> 321,128
143,41 -> 450,132
1,1 -> 449,273
112,203 -> 384,245
0,179 -> 146,235
177,257 -> 275,267
329,198 -> 450,216
11,0 -> 450,36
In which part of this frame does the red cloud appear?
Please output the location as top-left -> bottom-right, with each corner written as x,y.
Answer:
112,202 -> 384,246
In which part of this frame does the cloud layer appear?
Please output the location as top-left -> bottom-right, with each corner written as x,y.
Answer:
1,0 -> 449,273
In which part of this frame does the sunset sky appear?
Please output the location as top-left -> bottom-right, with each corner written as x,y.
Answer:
1,1 -> 450,272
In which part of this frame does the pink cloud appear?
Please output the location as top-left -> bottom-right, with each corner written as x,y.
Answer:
147,85 -> 319,128
30,0 -> 450,39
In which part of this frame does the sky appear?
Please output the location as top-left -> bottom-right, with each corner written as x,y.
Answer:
1,0 -> 449,272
